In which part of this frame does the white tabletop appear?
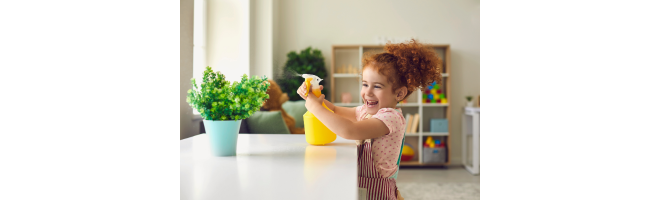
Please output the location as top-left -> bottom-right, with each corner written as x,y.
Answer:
180,134 -> 358,200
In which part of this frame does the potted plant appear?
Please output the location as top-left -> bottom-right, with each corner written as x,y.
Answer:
187,66 -> 270,156
466,96 -> 474,107
276,47 -> 328,101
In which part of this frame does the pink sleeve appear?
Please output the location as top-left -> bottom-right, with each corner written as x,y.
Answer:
370,108 -> 406,178
371,109 -> 406,136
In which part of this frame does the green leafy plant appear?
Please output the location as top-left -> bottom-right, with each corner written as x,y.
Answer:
276,47 -> 328,101
187,66 -> 270,120
466,96 -> 473,102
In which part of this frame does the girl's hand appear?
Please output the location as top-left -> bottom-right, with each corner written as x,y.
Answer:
305,91 -> 326,111
297,82 -> 323,100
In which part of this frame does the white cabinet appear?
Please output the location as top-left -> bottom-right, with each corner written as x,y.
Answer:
462,107 -> 479,175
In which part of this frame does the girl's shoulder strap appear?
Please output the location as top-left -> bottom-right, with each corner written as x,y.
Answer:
389,136 -> 405,180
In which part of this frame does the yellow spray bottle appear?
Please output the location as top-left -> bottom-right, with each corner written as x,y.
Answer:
302,74 -> 337,145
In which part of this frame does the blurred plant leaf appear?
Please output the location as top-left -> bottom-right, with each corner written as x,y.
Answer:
276,47 -> 328,101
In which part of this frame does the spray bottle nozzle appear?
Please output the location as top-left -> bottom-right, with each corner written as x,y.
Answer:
302,74 -> 323,88
302,74 -> 324,98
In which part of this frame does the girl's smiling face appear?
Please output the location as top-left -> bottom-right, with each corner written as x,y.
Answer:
361,66 -> 400,115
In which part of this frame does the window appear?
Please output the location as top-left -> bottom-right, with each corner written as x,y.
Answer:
192,0 -> 207,114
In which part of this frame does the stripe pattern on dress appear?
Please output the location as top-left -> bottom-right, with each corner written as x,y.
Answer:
357,139 -> 398,200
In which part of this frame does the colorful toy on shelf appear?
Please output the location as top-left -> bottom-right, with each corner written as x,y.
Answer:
424,136 -> 444,149
422,81 -> 445,104
424,136 -> 433,147
401,143 -> 415,161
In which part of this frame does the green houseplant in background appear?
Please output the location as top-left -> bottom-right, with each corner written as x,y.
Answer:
187,66 -> 270,156
276,47 -> 328,101
466,96 -> 474,107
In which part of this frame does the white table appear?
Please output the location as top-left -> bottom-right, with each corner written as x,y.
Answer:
180,134 -> 358,200
462,107 -> 480,175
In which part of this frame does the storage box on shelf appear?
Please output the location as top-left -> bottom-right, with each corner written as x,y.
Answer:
330,44 -> 451,166
423,146 -> 447,163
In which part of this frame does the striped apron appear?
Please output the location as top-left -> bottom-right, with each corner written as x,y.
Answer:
357,137 -> 405,200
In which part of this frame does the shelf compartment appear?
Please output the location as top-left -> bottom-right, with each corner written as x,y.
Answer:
401,136 -> 419,162
333,48 -> 360,74
433,47 -> 448,74
422,107 -> 447,133
333,78 -> 361,104
400,89 -> 419,104
419,136 -> 449,165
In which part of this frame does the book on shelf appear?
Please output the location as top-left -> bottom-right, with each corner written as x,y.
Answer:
410,113 -> 420,134
405,114 -> 413,134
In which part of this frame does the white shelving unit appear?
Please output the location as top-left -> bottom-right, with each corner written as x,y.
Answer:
462,107 -> 479,175
330,44 -> 451,166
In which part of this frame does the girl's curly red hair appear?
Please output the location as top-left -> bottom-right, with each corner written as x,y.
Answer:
361,39 -> 443,100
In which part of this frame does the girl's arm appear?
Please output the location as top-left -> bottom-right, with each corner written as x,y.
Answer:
306,93 -> 389,140
320,100 -> 358,123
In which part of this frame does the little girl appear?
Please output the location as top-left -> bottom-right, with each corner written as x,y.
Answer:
298,39 -> 443,200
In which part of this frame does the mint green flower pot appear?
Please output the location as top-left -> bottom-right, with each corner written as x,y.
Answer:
203,120 -> 241,156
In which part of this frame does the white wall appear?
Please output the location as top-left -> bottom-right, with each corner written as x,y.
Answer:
207,0 -> 250,83
181,0 -> 194,140
249,0 -> 274,79
274,0 -> 480,165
